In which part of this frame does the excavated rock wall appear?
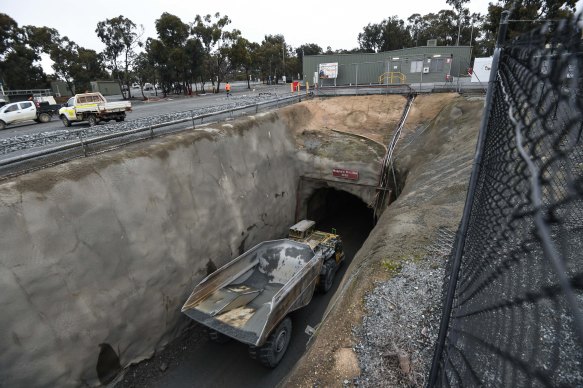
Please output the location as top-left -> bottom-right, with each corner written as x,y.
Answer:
0,106 -> 384,387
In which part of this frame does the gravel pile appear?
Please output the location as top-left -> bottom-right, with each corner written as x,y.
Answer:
354,228 -> 455,387
0,93 -> 288,156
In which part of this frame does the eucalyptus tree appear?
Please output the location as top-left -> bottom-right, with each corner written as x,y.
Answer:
229,36 -> 259,89
0,14 -> 51,89
192,13 -> 239,92
256,34 -> 286,83
482,0 -> 577,54
357,16 -> 412,53
96,16 -> 143,98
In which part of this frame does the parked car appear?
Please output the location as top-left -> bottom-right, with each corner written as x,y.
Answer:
0,100 -> 57,130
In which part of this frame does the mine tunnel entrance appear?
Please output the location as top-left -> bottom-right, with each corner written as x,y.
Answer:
118,188 -> 377,388
307,188 -> 376,241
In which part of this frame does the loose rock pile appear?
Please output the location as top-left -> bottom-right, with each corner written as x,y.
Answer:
354,229 -> 454,387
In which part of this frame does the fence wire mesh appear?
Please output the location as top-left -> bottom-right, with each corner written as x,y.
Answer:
429,14 -> 583,387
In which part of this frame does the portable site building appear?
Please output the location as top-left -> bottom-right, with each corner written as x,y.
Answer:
303,44 -> 472,87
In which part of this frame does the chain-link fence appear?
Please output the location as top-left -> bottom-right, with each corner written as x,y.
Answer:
428,12 -> 583,387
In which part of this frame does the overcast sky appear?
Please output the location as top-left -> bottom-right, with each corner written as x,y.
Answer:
4,0 -> 496,52
3,0 -> 582,73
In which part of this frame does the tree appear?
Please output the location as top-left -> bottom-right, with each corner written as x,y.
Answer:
2,45 -> 46,89
0,13 -> 19,59
150,13 -> 194,95
256,34 -> 286,84
358,16 -> 412,53
50,37 -> 79,94
144,38 -> 168,96
96,16 -> 143,99
482,0 -> 577,54
296,43 -> 323,57
74,48 -> 108,92
133,52 -> 154,98
0,14 -> 52,89
229,37 -> 257,89
184,38 -> 205,93
192,13 -> 237,92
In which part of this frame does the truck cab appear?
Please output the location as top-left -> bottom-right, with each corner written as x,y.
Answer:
288,220 -> 344,292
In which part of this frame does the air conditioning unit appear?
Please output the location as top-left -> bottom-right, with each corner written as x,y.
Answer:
423,67 -> 430,74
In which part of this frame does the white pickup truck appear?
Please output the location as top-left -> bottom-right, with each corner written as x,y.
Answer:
0,100 -> 57,130
59,92 -> 132,127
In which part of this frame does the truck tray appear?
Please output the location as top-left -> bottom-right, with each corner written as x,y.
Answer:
182,239 -> 322,346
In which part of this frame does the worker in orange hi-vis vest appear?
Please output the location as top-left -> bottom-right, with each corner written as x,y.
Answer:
225,82 -> 231,97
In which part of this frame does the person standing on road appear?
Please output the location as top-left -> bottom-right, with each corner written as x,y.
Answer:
225,82 -> 231,97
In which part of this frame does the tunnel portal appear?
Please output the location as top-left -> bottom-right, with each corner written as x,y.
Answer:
306,187 -> 375,243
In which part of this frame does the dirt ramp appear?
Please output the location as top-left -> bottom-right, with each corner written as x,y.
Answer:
284,95 -> 408,144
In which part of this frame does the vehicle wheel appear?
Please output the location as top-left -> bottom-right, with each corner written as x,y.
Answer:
208,330 -> 230,344
248,317 -> 292,368
61,115 -> 71,127
88,115 -> 98,127
38,112 -> 51,123
115,115 -> 125,122
0,120 -> 5,130
318,261 -> 335,293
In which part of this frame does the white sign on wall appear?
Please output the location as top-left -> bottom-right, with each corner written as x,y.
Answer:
471,57 -> 493,83
319,63 -> 338,79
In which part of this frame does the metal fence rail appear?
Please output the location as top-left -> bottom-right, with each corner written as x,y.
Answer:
429,12 -> 583,387
0,92 -> 307,177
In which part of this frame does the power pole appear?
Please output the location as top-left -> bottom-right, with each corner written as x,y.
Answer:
282,44 -> 286,81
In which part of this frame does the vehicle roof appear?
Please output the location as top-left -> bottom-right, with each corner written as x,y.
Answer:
2,101 -> 31,108
289,219 -> 316,232
74,93 -> 103,97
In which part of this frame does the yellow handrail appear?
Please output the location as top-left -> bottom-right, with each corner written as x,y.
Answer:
379,72 -> 406,84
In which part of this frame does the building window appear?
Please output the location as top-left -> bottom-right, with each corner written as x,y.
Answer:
410,60 -> 423,73
430,58 -> 445,72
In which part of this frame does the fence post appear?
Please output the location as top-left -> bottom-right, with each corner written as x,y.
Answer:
427,10 -> 510,387
78,133 -> 87,157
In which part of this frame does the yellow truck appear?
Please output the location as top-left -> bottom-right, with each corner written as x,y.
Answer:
287,220 -> 344,293
181,220 -> 343,368
58,92 -> 132,127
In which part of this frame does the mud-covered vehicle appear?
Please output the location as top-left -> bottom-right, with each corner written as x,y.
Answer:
287,220 -> 344,292
182,221 -> 344,368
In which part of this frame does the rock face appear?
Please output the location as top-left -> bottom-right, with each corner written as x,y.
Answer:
0,112 -> 301,387
282,95 -> 485,387
0,100 -> 387,387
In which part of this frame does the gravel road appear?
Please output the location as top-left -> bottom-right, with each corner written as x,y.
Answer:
0,84 -> 291,149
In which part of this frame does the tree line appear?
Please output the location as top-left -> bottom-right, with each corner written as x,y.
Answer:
0,0 -> 576,98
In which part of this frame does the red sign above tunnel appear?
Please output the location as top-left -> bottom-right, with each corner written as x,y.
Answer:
332,168 -> 359,181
